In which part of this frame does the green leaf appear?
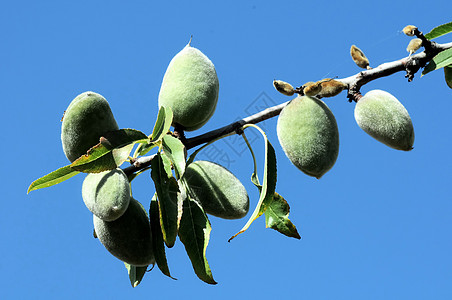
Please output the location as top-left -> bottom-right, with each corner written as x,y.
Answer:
124,263 -> 148,288
135,141 -> 158,157
422,48 -> 452,76
178,196 -> 216,285
27,165 -> 79,193
425,22 -> 452,40
126,166 -> 148,182
71,129 -> 148,173
161,152 -> 173,177
150,153 -> 182,248
162,134 -> 186,179
135,106 -> 173,157
252,140 -> 277,218
243,132 -> 300,239
445,65 -> 452,89
264,192 -> 301,239
151,106 -> 174,142
229,125 -> 277,242
150,194 -> 176,279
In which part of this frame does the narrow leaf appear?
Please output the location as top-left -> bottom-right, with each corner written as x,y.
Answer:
28,165 -> 79,193
445,65 -> 452,89
71,129 -> 148,173
150,194 -> 176,279
135,106 -> 173,157
422,48 -> 452,76
425,22 -> 452,40
135,141 -> 158,157
253,142 -> 277,217
151,106 -> 174,142
162,134 -> 186,179
264,192 -> 301,239
71,144 -> 134,173
126,167 -> 148,182
229,125 -> 277,242
150,153 -> 182,248
161,152 -> 173,177
178,196 -> 216,285
124,263 -> 148,288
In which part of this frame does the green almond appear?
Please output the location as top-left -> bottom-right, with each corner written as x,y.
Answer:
94,198 -> 154,267
277,96 -> 339,179
158,43 -> 219,131
354,89 -> 414,151
61,91 -> 119,162
184,160 -> 249,219
82,168 -> 130,221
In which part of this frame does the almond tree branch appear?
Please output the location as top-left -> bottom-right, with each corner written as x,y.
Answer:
344,40 -> 452,102
185,39 -> 452,148
123,38 -> 452,176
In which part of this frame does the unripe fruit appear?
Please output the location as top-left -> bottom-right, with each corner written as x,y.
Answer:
61,92 -> 119,162
402,25 -> 417,37
277,96 -> 339,179
354,90 -> 414,151
184,160 -> 249,219
158,42 -> 219,131
406,38 -> 422,55
273,80 -> 295,96
350,45 -> 371,69
444,66 -> 452,89
82,168 -> 131,221
94,198 -> 154,266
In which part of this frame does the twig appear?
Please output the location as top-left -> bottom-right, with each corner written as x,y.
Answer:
345,41 -> 452,102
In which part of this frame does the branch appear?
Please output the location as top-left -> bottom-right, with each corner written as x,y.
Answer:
123,38 -> 452,176
185,101 -> 289,149
122,103 -> 289,175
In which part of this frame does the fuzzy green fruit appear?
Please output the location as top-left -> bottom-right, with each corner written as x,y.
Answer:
158,43 -> 219,131
184,160 -> 249,219
277,96 -> 339,179
94,198 -> 154,267
61,91 -> 119,162
82,168 -> 130,221
354,89 -> 414,151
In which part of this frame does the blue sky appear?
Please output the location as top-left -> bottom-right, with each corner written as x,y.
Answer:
2,1 -> 451,299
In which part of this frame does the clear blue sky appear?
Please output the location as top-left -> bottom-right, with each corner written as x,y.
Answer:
2,1 -> 451,299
